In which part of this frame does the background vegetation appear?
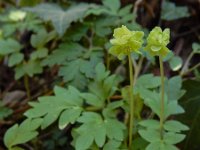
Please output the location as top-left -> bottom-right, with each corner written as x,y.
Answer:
0,0 -> 200,150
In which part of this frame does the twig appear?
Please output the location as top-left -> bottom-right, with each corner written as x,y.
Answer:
133,0 -> 143,14
174,26 -> 200,38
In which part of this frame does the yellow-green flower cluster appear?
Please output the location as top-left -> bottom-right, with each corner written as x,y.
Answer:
109,25 -> 144,59
109,25 -> 171,59
145,27 -> 170,57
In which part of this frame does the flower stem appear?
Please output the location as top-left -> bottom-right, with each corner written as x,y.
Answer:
128,54 -> 134,149
159,56 -> 165,139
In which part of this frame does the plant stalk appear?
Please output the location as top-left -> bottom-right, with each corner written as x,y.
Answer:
24,75 -> 31,100
128,54 -> 134,149
106,52 -> 110,70
180,51 -> 194,75
180,62 -> 200,77
159,56 -> 165,139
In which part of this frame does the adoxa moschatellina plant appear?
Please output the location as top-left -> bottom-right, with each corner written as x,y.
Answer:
109,25 -> 144,148
145,27 -> 170,139
109,26 -> 189,149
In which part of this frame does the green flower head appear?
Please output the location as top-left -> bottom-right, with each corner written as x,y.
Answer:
145,27 -> 170,57
109,25 -> 144,59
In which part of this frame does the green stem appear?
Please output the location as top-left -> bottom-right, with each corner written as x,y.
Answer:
106,52 -> 110,70
107,97 -> 110,104
128,54 -> 134,149
85,106 -> 102,111
180,62 -> 200,77
133,56 -> 144,85
24,75 -> 31,100
159,56 -> 165,139
180,52 -> 194,75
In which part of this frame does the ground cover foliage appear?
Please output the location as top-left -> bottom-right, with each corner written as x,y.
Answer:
0,0 -> 200,150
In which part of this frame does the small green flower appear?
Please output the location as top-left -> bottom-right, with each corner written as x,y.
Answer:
109,25 -> 144,59
145,27 -> 170,57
